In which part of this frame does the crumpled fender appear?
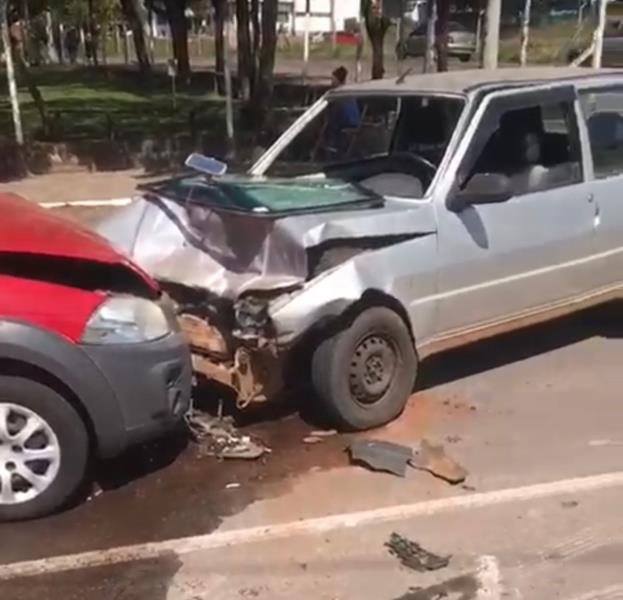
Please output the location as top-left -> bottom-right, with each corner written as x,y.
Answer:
269,233 -> 439,345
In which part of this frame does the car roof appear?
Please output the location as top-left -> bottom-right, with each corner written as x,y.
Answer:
336,67 -> 622,97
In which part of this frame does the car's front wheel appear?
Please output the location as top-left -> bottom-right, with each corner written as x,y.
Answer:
0,376 -> 89,521
311,307 -> 418,430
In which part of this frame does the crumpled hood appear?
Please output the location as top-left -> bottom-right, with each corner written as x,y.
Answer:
0,193 -> 158,292
97,184 -> 437,298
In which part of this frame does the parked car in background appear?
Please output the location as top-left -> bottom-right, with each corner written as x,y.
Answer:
100,67 -> 623,435
0,194 -> 192,521
396,21 -> 476,61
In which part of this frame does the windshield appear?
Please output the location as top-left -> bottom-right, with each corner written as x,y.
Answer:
260,93 -> 465,198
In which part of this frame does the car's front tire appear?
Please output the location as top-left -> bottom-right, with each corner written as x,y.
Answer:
311,307 -> 418,430
0,376 -> 89,521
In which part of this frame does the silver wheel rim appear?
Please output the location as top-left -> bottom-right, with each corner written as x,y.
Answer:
0,403 -> 61,504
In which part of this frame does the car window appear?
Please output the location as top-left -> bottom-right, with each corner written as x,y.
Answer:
265,96 -> 399,177
464,100 -> 582,196
580,89 -> 623,179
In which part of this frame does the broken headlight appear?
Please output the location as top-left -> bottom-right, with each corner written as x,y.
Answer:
234,297 -> 269,338
81,296 -> 171,344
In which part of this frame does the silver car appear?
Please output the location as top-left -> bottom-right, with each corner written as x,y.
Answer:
396,21 -> 476,62
99,67 -> 623,430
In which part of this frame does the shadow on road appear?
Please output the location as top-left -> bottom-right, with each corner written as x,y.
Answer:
419,302 -> 623,391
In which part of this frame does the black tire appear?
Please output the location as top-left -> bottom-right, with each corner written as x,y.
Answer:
0,376 -> 89,521
459,54 -> 471,63
311,307 -> 418,431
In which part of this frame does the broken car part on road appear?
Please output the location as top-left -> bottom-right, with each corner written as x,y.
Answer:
349,439 -> 467,484
187,412 -> 269,459
385,532 -> 451,572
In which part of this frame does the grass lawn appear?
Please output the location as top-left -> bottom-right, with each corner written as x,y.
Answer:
499,19 -> 593,64
0,19 -> 595,147
0,65 -> 226,143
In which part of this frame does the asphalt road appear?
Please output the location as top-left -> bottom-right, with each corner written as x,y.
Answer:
2,299 -> 623,599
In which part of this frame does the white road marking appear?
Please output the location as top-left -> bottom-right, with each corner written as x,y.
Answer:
39,198 -> 132,208
589,439 -> 623,447
3,471 -> 623,581
475,555 -> 502,600
566,585 -> 623,600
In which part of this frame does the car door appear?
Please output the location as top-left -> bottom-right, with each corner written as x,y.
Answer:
579,85 -> 623,292
433,86 -> 596,334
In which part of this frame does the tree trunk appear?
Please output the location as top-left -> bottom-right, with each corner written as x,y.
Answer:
435,0 -> 449,71
164,0 -> 190,80
236,0 -> 253,100
86,0 -> 98,66
1,0 -> 24,145
370,35 -> 384,79
252,0 -> 278,127
251,0 -> 260,56
120,0 -> 151,73
15,52 -> 48,137
363,0 -> 390,80
213,0 -> 225,93
519,0 -> 531,66
45,10 -> 58,63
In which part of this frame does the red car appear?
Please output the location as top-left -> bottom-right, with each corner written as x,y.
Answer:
0,193 -> 192,521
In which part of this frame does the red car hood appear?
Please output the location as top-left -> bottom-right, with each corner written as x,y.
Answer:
0,193 -> 158,291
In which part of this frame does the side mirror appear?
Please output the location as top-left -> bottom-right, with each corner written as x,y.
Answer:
448,173 -> 513,213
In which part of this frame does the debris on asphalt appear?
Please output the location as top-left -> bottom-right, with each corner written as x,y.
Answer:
303,435 -> 324,444
225,482 -> 241,489
349,439 -> 413,476
86,487 -> 103,502
410,439 -> 467,485
310,429 -> 338,437
561,500 -> 579,508
187,412 -> 269,459
348,438 -> 467,483
385,532 -> 451,572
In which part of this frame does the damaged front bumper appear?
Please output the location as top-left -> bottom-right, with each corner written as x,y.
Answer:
177,297 -> 287,408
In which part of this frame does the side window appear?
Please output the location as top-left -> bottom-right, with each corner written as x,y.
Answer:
464,100 -> 582,196
580,89 -> 623,179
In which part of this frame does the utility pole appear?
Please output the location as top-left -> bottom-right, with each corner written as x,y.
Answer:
223,1 -> 235,157
355,3 -> 364,82
483,0 -> 501,69
330,0 -> 337,53
592,0 -> 607,68
396,0 -> 406,75
302,0 -> 311,78
1,0 -> 24,146
519,0 -> 532,66
423,0 -> 437,72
